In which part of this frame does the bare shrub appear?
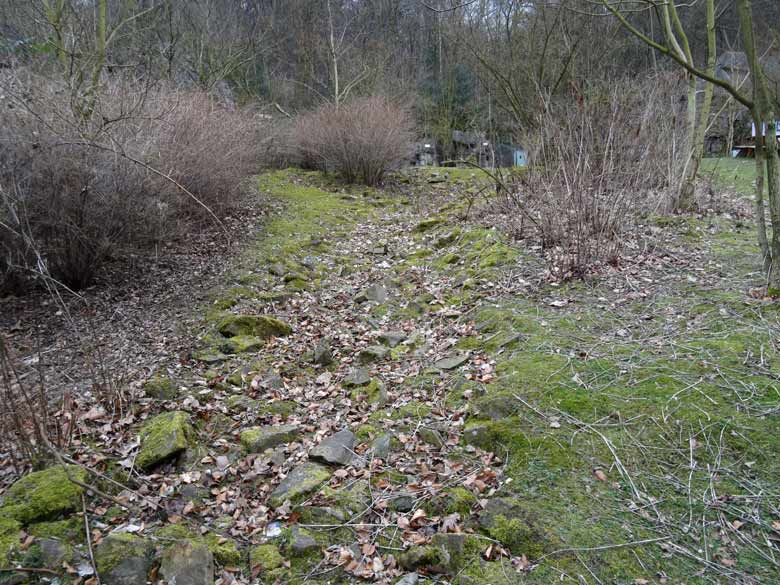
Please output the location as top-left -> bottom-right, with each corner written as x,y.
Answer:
0,336 -> 68,471
508,76 -> 685,279
290,96 -> 414,186
0,72 -> 264,292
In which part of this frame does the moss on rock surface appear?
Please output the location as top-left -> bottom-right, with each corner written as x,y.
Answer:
136,411 -> 193,470
0,516 -> 22,569
27,518 -> 84,543
95,533 -> 154,584
143,375 -> 178,400
268,463 -> 332,507
217,314 -> 292,339
0,465 -> 87,525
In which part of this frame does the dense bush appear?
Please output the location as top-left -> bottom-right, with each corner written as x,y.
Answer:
0,72 -> 266,292
290,96 -> 414,186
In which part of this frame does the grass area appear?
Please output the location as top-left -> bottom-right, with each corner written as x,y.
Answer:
407,171 -> 780,582
701,157 -> 761,196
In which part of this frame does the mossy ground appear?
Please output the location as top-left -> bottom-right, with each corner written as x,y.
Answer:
383,159 -> 780,582
21,164 -> 773,584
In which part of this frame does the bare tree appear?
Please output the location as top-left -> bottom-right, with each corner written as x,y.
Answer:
599,0 -> 780,291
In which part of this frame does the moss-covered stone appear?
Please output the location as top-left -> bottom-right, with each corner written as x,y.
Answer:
219,335 -> 267,354
136,411 -> 193,470
249,543 -> 283,571
414,218 -> 446,233
268,463 -> 332,507
0,516 -> 21,569
143,375 -> 178,400
217,315 -> 292,339
27,518 -> 84,543
95,533 -> 154,585
350,379 -> 388,405
155,524 -> 240,567
240,424 -> 299,453
478,497 -> 555,557
398,545 -> 450,573
0,465 -> 87,525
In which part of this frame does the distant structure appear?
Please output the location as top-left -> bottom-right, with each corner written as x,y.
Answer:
411,131 -> 527,168
413,139 -> 438,166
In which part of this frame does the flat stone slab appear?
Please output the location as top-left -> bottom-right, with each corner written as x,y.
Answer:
433,353 -> 470,370
160,542 -> 213,585
343,367 -> 371,387
378,331 -> 407,347
268,462 -> 332,507
309,430 -> 356,466
358,345 -> 389,364
241,424 -> 300,453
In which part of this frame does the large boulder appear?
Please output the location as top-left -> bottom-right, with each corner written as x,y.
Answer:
136,411 -> 193,470
160,541 -> 214,585
217,315 -> 292,339
0,465 -> 87,525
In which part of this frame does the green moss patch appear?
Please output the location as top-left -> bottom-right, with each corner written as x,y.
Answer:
0,465 -> 87,525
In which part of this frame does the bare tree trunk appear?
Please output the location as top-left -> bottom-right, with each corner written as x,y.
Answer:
738,0 -> 780,291
681,0 -> 716,210
327,0 -> 340,107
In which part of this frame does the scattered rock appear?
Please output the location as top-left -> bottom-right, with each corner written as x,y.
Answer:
160,542 -> 213,585
217,314 -> 292,339
371,434 -> 393,459
240,424 -> 300,453
343,367 -> 371,387
219,334 -> 266,354
268,263 -> 286,276
310,430 -> 356,466
378,331 -> 407,347
358,345 -> 389,364
434,353 -> 470,370
191,349 -> 228,364
95,533 -> 153,585
289,526 -> 319,556
260,371 -> 285,390
136,411 -> 193,470
268,463 -> 332,507
313,339 -> 334,366
142,375 -> 178,400
355,284 -> 388,304
418,427 -> 445,448
398,545 -> 450,573
352,379 -> 388,406
0,465 -> 88,524
250,543 -> 283,574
